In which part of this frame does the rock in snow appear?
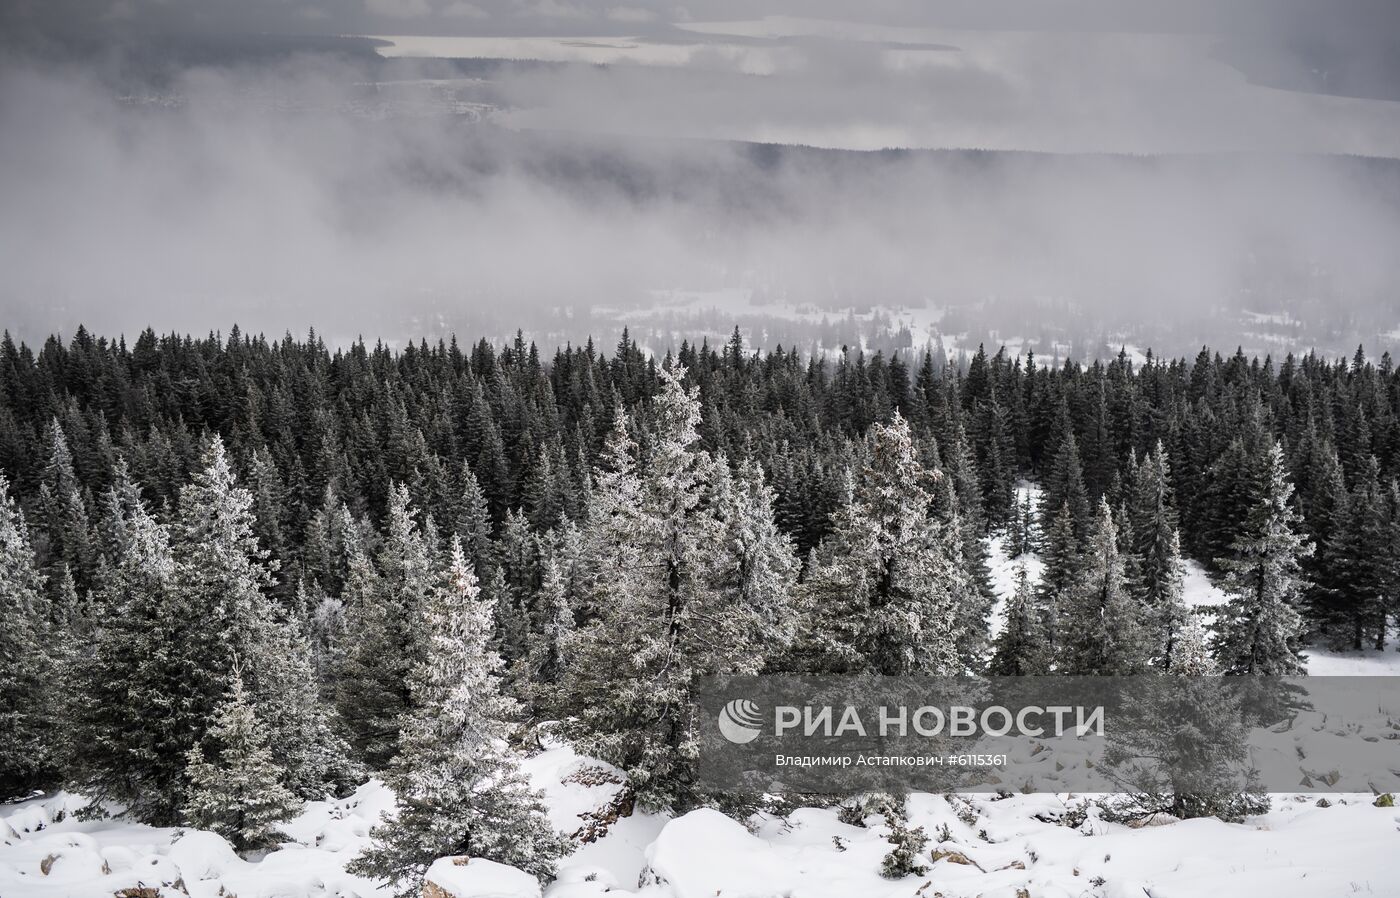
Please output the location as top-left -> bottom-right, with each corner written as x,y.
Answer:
425,856 -> 542,898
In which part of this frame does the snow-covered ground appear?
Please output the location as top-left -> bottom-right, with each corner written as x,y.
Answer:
6,751 -> 1399,898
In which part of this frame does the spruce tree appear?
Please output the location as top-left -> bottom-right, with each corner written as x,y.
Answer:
0,473 -> 57,797
1213,443 -> 1313,676
1060,499 -> 1150,675
560,366 -> 779,810
1129,442 -> 1181,609
176,437 -> 352,797
798,413 -> 964,675
70,464 -> 214,823
1326,457 -> 1391,650
989,562 -> 1050,675
337,483 -> 431,768
36,419 -> 95,594
1168,612 -> 1217,676
349,537 -> 565,896
1039,432 -> 1092,540
1035,500 -> 1083,652
518,538 -> 574,716
1151,529 -> 1191,671
183,670 -> 301,853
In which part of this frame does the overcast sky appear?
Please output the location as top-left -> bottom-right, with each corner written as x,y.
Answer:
5,0 -> 1400,42
3,1 -> 1400,349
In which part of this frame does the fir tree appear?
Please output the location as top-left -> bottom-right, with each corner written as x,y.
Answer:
1039,432 -> 1092,540
70,464 -> 214,823
349,537 -> 565,896
798,413 -> 964,675
989,562 -> 1050,675
560,366 -> 778,810
1213,443 -> 1313,676
0,473 -> 57,797
337,483 -> 431,768
1035,500 -> 1083,652
1168,612 -> 1217,676
1326,457 -> 1392,650
176,437 -> 352,797
183,669 -> 302,853
1150,529 -> 1191,671
522,538 -> 573,693
1060,499 -> 1150,675
1129,442 -> 1181,611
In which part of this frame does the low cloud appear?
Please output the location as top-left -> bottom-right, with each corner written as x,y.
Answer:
3,51 -> 1400,351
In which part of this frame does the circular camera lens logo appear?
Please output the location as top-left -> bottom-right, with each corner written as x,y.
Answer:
718,698 -> 763,744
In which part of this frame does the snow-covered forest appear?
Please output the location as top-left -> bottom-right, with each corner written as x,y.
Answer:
2,327 -> 1399,897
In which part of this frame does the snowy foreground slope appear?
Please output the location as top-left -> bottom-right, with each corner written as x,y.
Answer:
4,742 -> 1400,898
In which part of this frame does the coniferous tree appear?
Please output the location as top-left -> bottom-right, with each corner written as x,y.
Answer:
1008,490 -> 1036,558
36,419 -> 96,595
1326,457 -> 1392,650
1213,443 -> 1313,676
1150,529 -> 1191,671
1168,612 -> 1217,676
176,437 -> 352,797
1129,442 -> 1181,609
517,537 -> 573,718
1301,446 -> 1351,646
183,669 -> 301,853
349,537 -> 565,896
709,458 -> 799,653
560,366 -> 778,810
71,463 -> 210,822
989,562 -> 1050,675
337,483 -> 431,768
798,413 -> 965,675
1035,500 -> 1083,652
1039,432 -> 1092,540
0,473 -> 57,797
1060,499 -> 1150,675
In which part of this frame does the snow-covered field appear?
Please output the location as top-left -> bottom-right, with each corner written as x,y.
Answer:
6,745 -> 1400,898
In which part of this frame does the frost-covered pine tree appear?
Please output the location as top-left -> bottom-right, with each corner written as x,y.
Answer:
36,419 -> 95,594
518,536 -> 574,717
183,669 -> 301,853
1035,499 -> 1083,650
560,365 -> 780,811
1060,499 -> 1150,675
798,412 -> 963,675
337,482 -> 432,768
1101,605 -> 1267,823
349,537 -> 565,896
70,463 -> 213,823
708,458 -> 798,653
0,473 -> 57,797
177,437 -> 353,797
1167,612 -> 1217,676
989,562 -> 1050,675
1151,529 -> 1191,671
1129,442 -> 1181,609
1213,443 -> 1313,676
